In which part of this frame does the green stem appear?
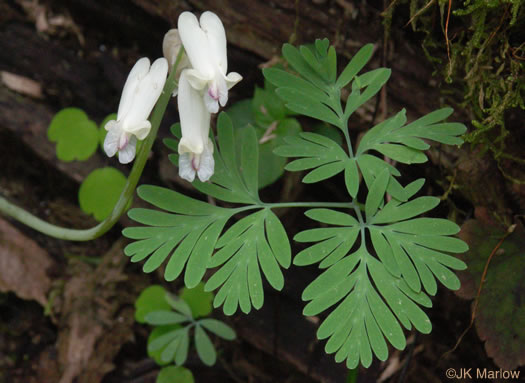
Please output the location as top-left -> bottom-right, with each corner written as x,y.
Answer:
0,51 -> 184,241
230,201 -> 364,215
264,201 -> 357,209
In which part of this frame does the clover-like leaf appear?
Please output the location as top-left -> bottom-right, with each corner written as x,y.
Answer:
48,107 -> 99,161
123,185 -> 233,288
180,282 -> 214,318
78,167 -> 127,221
205,208 -> 291,315
135,285 -> 171,323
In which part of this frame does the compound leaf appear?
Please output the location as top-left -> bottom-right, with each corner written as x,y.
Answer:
123,185 -> 232,288
357,108 -> 466,163
205,208 -> 290,315
274,132 -> 348,183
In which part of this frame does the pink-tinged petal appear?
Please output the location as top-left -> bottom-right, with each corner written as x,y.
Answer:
197,139 -> 215,182
216,75 -> 228,107
178,12 -> 215,77
200,11 -> 228,74
103,122 -> 121,157
179,152 -> 196,182
118,58 -> 150,120
204,88 -> 219,114
118,136 -> 137,164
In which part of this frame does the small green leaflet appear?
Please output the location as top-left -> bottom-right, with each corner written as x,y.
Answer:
142,287 -> 236,367
47,107 -> 99,162
205,208 -> 291,315
124,185 -> 231,288
294,179 -> 467,367
274,132 -> 348,183
357,108 -> 466,161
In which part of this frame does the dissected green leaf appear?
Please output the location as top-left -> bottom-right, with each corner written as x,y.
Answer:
78,167 -> 127,221
365,168 -> 389,219
282,43 -> 329,91
276,88 -> 341,127
368,197 -> 467,294
336,44 -> 374,89
123,185 -> 232,287
357,108 -> 466,163
457,218 -> 525,370
306,247 -> 426,369
193,113 -> 261,204
165,292 -> 193,318
205,208 -> 290,315
156,366 -> 194,383
275,132 -> 348,183
263,67 -> 332,106
345,68 -> 391,118
180,282 -> 214,318
296,182 -> 467,367
256,118 -> 302,188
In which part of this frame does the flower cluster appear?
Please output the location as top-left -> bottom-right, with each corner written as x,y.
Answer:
104,11 -> 241,182
169,11 -> 242,182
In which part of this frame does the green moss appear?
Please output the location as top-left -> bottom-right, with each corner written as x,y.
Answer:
385,0 -> 525,181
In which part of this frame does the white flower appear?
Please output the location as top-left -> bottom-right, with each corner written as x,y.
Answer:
174,11 -> 242,182
177,11 -> 242,114
104,57 -> 168,164
177,70 -> 214,182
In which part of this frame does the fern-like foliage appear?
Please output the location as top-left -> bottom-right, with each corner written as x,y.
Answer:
125,37 -> 468,370
294,178 -> 467,368
124,113 -> 291,314
263,39 -> 468,367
